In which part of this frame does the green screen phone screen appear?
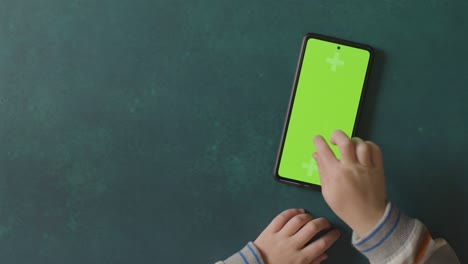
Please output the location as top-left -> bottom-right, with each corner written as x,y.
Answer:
278,37 -> 371,186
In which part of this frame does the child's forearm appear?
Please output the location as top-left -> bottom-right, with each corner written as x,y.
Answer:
352,202 -> 460,264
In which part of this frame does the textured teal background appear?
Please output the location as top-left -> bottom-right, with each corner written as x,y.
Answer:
0,0 -> 467,263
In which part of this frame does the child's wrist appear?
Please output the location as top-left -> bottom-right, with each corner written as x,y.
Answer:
351,206 -> 386,238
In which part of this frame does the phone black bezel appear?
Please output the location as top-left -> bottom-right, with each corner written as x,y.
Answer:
273,33 -> 374,191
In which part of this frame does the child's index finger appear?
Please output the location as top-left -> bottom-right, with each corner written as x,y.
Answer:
313,135 -> 338,166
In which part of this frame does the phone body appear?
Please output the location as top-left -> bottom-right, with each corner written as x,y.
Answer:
274,33 -> 374,191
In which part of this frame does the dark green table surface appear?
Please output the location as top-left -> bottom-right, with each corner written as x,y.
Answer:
1,0 -> 467,263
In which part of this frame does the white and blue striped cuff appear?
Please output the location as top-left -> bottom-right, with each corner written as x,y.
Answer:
222,242 -> 264,264
352,202 -> 416,262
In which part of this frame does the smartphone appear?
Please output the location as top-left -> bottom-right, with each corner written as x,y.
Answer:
274,33 -> 373,190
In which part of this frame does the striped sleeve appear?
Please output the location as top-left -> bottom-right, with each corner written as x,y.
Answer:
216,242 -> 264,264
352,202 -> 460,264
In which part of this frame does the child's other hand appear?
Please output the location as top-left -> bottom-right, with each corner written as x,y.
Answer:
254,209 -> 340,264
313,130 -> 387,238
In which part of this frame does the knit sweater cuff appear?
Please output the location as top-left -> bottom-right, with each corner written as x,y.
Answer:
352,202 -> 417,263
220,242 -> 264,264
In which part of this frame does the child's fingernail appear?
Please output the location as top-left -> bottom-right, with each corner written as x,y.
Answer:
312,152 -> 317,159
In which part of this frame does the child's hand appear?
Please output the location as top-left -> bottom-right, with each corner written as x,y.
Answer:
254,209 -> 340,264
313,130 -> 387,238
